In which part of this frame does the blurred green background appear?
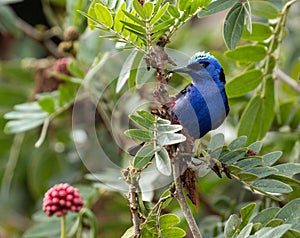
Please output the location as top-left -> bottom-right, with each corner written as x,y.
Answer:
0,0 -> 299,237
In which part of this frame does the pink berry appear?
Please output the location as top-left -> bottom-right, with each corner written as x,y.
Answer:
42,183 -> 84,217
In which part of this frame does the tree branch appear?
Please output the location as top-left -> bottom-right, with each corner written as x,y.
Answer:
122,167 -> 141,237
16,18 -> 63,58
275,69 -> 300,94
172,157 -> 202,238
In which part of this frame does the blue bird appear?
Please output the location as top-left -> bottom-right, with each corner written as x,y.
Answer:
171,51 -> 229,139
128,52 -> 229,156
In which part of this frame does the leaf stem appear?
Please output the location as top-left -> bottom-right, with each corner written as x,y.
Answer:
79,10 -> 147,54
61,215 -> 66,238
261,0 -> 300,97
172,157 -> 202,238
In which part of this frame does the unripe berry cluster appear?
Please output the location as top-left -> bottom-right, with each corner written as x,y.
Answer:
43,183 -> 83,217
52,57 -> 72,76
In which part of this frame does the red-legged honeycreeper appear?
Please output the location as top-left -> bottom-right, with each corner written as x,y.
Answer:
128,52 -> 229,156
171,51 -> 229,139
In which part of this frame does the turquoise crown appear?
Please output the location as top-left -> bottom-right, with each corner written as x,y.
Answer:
189,51 -> 213,63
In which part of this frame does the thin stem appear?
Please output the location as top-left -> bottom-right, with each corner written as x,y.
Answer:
16,18 -> 63,58
262,0 -> 300,97
172,158 -> 202,238
1,133 -> 25,199
275,69 -> 300,93
61,215 -> 66,238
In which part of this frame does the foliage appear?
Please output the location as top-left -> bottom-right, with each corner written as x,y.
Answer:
0,0 -> 299,238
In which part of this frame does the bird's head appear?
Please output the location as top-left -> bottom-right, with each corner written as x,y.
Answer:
171,51 -> 225,85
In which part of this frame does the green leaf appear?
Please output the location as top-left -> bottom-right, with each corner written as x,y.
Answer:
247,167 -> 278,179
237,223 -> 253,238
67,60 -> 84,78
133,144 -> 155,168
238,77 -> 275,143
236,158 -> 262,170
198,0 -> 238,18
58,83 -> 76,107
190,0 -> 210,15
275,198 -> 300,230
260,224 -> 292,238
133,0 -> 146,19
225,214 -> 241,238
157,133 -> 186,146
226,69 -> 263,98
251,207 -> 280,226
157,118 -> 171,125
155,147 -> 171,176
14,102 -> 42,111
208,133 -> 225,152
121,20 -> 146,34
116,50 -> 138,93
4,110 -> 48,120
121,226 -> 135,238
227,165 -> 242,175
273,163 -> 300,177
223,2 -> 245,50
124,129 -> 154,142
4,118 -> 45,134
136,66 -> 155,89
283,229 -> 300,238
86,3 -> 96,30
130,115 -> 153,129
225,45 -> 267,62
252,179 -> 293,194
122,10 -> 146,27
150,2 -> 169,25
168,4 -> 180,18
228,136 -> 247,150
114,2 -> 126,32
249,1 -> 280,19
219,148 -> 247,164
159,214 -> 180,229
38,96 -> 56,114
128,50 -> 144,91
144,2 -> 154,19
94,3 -> 113,28
157,124 -> 183,134
240,202 -> 256,228
248,141 -> 262,153
136,110 -> 155,122
237,172 -> 259,182
243,0 -> 252,34
268,174 -> 300,186
178,0 -> 191,11
161,227 -> 186,238
241,22 -> 272,42
263,151 -> 282,166
152,18 -> 175,34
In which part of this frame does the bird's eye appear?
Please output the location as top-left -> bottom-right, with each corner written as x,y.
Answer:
199,62 -> 210,67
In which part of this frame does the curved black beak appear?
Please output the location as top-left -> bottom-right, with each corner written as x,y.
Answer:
169,66 -> 191,74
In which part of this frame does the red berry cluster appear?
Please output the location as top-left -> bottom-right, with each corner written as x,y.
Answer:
43,183 -> 84,217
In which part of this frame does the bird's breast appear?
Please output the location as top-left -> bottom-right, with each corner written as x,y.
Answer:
172,82 -> 228,139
